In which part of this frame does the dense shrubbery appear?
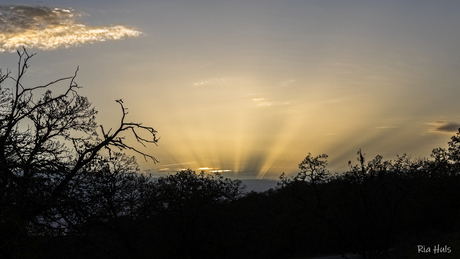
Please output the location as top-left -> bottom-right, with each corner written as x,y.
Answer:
2,50 -> 460,258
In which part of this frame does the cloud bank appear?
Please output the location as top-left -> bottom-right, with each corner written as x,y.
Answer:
0,5 -> 142,52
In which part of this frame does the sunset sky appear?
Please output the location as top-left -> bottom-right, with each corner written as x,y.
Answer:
1,0 -> 460,181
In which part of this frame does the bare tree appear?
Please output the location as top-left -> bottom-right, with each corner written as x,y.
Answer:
0,48 -> 159,256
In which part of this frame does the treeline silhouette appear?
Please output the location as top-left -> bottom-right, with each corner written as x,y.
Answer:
4,142 -> 460,259
2,50 -> 460,258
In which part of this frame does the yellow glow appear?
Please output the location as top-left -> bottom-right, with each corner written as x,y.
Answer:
140,72 -> 426,178
256,117 -> 304,179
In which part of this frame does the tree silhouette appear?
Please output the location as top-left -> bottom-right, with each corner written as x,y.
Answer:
0,48 -> 159,257
143,169 -> 245,259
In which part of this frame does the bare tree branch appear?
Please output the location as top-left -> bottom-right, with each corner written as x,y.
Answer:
0,49 -> 160,238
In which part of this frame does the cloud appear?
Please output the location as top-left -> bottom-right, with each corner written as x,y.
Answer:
279,79 -> 296,87
435,122 -> 460,132
257,101 -> 273,107
0,5 -> 142,52
428,121 -> 460,133
374,126 -> 399,129
252,97 -> 290,107
209,169 -> 232,173
193,78 -> 230,86
161,162 -> 196,167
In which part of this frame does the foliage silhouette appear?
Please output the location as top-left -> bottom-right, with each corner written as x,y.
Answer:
141,169 -> 246,259
277,131 -> 460,259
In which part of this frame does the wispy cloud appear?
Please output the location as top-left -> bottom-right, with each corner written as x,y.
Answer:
210,169 -> 232,173
193,78 -> 230,86
428,121 -> 460,133
0,5 -> 142,52
257,101 -> 273,107
374,126 -> 399,129
252,97 -> 290,107
161,162 -> 196,167
279,79 -> 296,87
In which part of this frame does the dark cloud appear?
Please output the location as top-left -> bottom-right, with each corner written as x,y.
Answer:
0,5 -> 142,52
435,122 -> 460,132
0,5 -> 79,33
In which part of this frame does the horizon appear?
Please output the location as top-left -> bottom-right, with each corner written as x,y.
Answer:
1,1 -> 459,181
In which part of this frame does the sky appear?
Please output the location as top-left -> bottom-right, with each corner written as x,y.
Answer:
1,0 -> 460,182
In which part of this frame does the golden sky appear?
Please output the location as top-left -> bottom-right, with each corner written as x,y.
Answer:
1,1 -> 460,179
